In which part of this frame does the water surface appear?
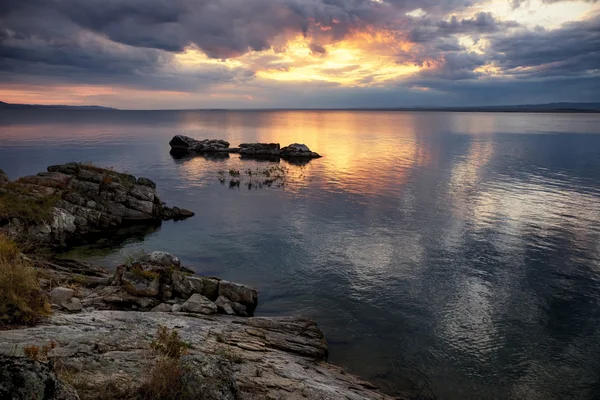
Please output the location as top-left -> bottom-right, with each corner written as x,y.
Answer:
1,109 -> 600,399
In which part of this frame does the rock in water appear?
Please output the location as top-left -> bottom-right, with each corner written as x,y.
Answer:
238,143 -> 281,156
0,356 -> 79,400
280,143 -> 321,158
169,135 -> 230,154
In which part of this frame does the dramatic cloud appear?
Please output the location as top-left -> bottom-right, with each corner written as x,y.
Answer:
0,0 -> 598,108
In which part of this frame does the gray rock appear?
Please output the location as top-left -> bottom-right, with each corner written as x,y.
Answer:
0,356 -> 80,400
151,303 -> 172,312
171,304 -> 183,312
214,296 -> 236,315
145,251 -> 181,268
121,271 -> 160,297
125,196 -> 154,215
218,280 -> 258,315
182,293 -> 218,315
49,287 -> 74,305
62,298 -> 82,313
231,302 -> 248,317
136,177 -> 156,188
169,135 -> 230,153
0,312 -> 390,399
172,271 -> 203,296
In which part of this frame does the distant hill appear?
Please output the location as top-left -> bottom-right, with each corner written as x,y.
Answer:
0,101 -> 117,110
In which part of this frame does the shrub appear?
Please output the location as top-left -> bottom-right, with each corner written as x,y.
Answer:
0,234 -> 51,326
122,249 -> 146,265
23,341 -> 57,362
150,325 -> 192,358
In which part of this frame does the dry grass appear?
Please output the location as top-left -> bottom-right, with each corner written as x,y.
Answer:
0,234 -> 51,327
23,341 -> 57,362
0,188 -> 59,224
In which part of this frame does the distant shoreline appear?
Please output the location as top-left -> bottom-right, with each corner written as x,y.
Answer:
1,100 -> 599,113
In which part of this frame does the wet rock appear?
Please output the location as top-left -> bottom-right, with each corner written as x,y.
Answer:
280,143 -> 321,158
49,287 -> 74,305
182,293 -> 218,315
0,356 -> 79,400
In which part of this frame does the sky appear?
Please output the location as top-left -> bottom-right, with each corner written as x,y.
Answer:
0,0 -> 599,109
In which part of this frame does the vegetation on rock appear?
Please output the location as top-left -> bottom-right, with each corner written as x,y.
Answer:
0,184 -> 59,224
0,234 -> 51,326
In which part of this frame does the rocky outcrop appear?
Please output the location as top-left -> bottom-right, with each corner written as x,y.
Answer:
36,251 -> 258,317
0,356 -> 79,400
0,169 -> 8,185
0,311 -> 393,400
168,135 -> 321,159
0,163 -> 194,246
169,135 -> 230,154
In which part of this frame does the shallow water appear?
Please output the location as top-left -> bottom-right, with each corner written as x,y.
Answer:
1,109 -> 600,399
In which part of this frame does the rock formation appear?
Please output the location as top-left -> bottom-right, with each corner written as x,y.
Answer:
0,163 -> 194,246
0,250 -> 396,399
169,135 -> 321,159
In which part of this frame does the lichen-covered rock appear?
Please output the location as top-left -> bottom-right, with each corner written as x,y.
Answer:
144,251 -> 181,268
121,270 -> 161,297
0,356 -> 80,400
172,271 -> 204,297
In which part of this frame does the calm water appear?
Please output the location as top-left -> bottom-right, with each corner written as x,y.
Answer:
1,110 -> 600,399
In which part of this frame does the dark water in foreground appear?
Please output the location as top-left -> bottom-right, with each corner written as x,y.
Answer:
1,109 -> 600,399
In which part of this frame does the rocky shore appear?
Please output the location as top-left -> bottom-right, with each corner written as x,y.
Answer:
0,164 -> 397,400
169,135 -> 322,159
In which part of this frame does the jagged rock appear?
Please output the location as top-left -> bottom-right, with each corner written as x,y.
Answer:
151,303 -> 172,312
182,293 -> 218,314
218,280 -> 258,316
0,356 -> 80,400
49,287 -> 74,305
172,271 -> 204,296
136,177 -> 156,188
169,135 -> 230,153
144,251 -> 181,267
215,296 -> 236,315
231,302 -> 248,317
280,143 -> 321,158
238,143 -> 280,156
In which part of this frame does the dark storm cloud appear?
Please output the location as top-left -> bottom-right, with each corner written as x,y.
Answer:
490,16 -> 600,77
410,12 -> 520,43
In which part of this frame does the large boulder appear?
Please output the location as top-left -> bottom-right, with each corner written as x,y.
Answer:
280,143 -> 321,158
49,287 -> 74,305
0,356 -> 79,400
238,143 -> 280,156
182,293 -> 218,314
143,251 -> 181,268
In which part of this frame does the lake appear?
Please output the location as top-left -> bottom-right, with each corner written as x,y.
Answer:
1,109 -> 600,399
